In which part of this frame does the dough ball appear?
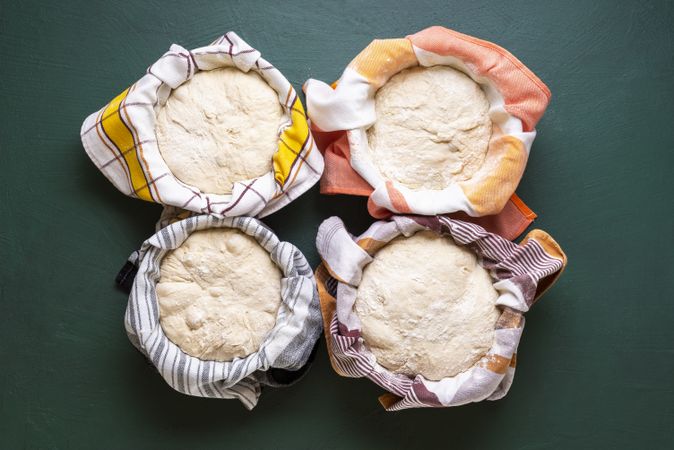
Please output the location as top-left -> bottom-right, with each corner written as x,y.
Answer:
354,231 -> 500,380
156,68 -> 283,194
365,66 -> 492,191
157,228 -> 282,361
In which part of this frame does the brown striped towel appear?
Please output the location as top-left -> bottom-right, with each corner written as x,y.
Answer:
315,215 -> 566,410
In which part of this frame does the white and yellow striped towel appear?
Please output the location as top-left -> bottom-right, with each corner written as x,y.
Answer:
81,31 -> 323,218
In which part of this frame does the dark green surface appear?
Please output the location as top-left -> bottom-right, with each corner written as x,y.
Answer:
1,0 -> 673,448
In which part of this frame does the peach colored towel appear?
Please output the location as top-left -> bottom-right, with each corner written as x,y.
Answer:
305,26 -> 550,236
311,126 -> 537,240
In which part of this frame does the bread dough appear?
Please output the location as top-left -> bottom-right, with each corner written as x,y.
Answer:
156,228 -> 282,361
354,231 -> 500,380
365,66 -> 492,191
156,68 -> 283,194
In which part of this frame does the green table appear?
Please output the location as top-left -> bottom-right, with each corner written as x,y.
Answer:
2,1 -> 672,448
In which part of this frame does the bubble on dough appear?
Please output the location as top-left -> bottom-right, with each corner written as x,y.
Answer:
366,66 -> 492,191
156,68 -> 283,195
156,228 -> 283,361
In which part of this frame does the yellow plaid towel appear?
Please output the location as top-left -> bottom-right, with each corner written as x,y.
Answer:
80,32 -> 323,218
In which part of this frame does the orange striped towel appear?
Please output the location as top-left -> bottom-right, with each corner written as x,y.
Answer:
305,26 -> 550,232
311,127 -> 537,240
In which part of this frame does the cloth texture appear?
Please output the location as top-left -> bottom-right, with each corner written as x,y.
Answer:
312,125 -> 536,240
305,26 -> 550,220
81,31 -> 323,218
125,214 -> 322,409
315,215 -> 566,410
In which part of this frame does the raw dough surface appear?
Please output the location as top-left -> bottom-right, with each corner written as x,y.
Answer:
156,68 -> 283,194
157,228 -> 282,361
354,231 -> 500,380
366,66 -> 492,190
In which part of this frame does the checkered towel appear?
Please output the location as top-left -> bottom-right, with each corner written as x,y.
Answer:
124,214 -> 322,409
315,215 -> 566,410
305,26 -> 550,219
81,31 -> 323,218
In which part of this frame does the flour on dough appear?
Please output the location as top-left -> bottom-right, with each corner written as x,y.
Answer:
354,231 -> 500,380
156,68 -> 283,194
157,228 -> 282,361
365,66 -> 492,191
